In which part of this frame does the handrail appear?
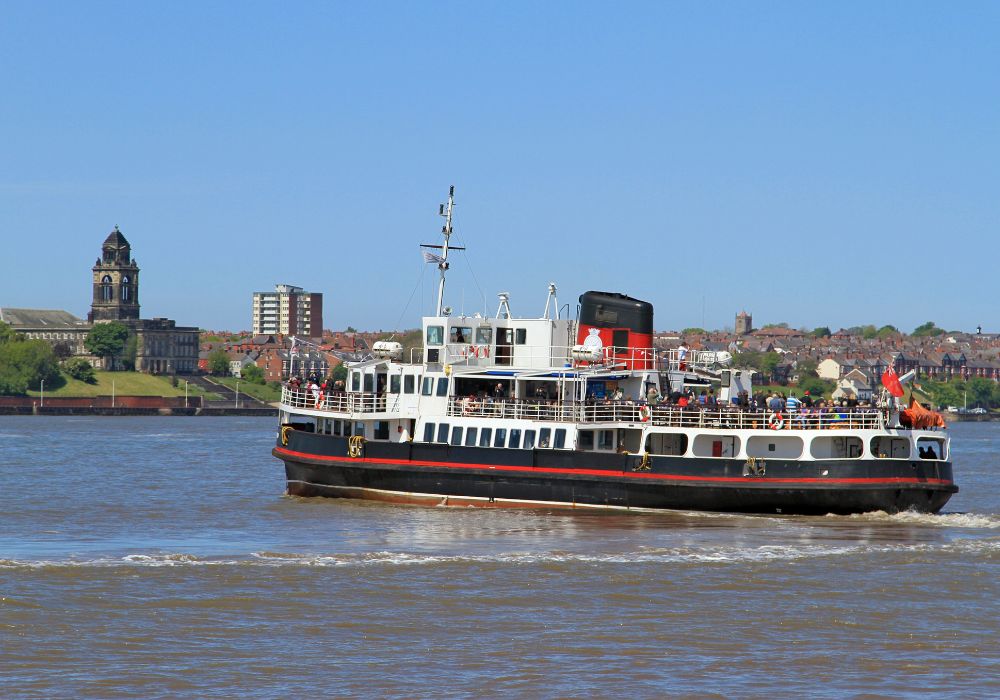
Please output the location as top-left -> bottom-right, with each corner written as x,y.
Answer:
280,386 -> 887,430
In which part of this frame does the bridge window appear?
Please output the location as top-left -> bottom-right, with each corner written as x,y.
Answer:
426,326 -> 444,346
404,375 -> 415,394
437,423 -> 450,443
421,377 -> 433,396
515,328 -> 527,345
450,326 -> 472,343
450,426 -> 463,446
390,375 -> 401,394
436,377 -> 449,397
351,373 -> 361,392
423,423 -> 435,442
475,327 -> 492,344
363,374 -> 374,392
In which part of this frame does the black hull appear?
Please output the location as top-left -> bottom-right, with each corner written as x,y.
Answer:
274,432 -> 957,516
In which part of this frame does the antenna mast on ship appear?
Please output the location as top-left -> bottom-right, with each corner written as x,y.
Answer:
421,185 -> 465,317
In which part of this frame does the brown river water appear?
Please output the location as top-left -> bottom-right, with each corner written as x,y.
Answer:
1,417 -> 998,698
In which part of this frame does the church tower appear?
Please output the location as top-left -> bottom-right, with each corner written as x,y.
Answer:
735,310 -> 752,335
89,226 -> 140,322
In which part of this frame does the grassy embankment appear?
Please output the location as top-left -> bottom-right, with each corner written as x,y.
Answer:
26,372 -> 221,400
211,376 -> 283,403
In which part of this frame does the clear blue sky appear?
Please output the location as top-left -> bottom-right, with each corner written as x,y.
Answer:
2,2 -> 997,333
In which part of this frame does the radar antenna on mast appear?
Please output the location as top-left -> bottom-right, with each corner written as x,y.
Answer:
420,185 -> 465,317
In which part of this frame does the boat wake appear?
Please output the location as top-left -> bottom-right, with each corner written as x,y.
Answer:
830,510 -> 1000,529
2,537 -> 998,570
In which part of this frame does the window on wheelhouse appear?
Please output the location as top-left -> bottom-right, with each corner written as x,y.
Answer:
524,430 -> 536,449
515,328 -> 527,345
554,429 -> 567,449
363,374 -> 374,392
494,428 -> 507,447
351,373 -> 361,392
450,326 -> 472,343
426,326 -> 444,346
475,327 -> 492,344
404,375 -> 415,394
423,423 -> 435,442
422,377 -> 433,396
579,430 -> 595,450
436,377 -> 449,397
465,427 -> 478,447
450,426 -> 463,446
437,423 -> 450,444
479,428 -> 493,447
390,375 -> 401,394
509,428 -> 522,448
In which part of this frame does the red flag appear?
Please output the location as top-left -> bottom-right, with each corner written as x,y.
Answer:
882,362 -> 904,397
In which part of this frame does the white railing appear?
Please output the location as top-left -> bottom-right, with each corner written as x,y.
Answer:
438,342 -> 657,370
281,387 -> 886,431
282,387 -> 387,413
443,397 -> 886,431
447,397 -> 578,422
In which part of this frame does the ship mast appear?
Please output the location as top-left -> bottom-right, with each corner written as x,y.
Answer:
421,186 -> 465,317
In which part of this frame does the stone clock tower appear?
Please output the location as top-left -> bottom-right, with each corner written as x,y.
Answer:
89,226 -> 141,322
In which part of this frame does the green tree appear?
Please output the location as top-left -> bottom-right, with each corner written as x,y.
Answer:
732,350 -> 762,370
84,322 -> 130,369
810,327 -> 831,338
762,322 -> 789,329
331,363 -> 348,383
912,321 -> 945,337
682,327 -> 707,335
242,363 -> 265,384
796,358 -> 819,379
967,377 -> 994,408
63,357 -> 97,383
0,339 -> 60,395
860,325 -> 878,340
122,334 -> 138,371
207,349 -> 231,376
759,352 -> 782,382
877,325 -> 899,338
799,376 -> 834,398
0,320 -> 19,343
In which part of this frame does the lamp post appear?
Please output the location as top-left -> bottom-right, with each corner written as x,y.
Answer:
185,380 -> 189,409
112,380 -> 115,408
236,379 -> 240,409
40,379 -> 44,408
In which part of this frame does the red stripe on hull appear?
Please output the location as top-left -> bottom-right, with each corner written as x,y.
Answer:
273,446 -> 954,487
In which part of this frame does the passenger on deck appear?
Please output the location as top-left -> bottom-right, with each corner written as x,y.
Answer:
647,386 -> 661,405
611,387 -> 624,402
678,342 -> 689,371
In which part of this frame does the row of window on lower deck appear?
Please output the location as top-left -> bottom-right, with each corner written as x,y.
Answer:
421,423 -> 568,449
318,418 -> 391,440
642,432 -> 947,460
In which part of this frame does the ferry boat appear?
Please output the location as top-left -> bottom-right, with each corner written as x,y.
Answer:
272,188 -> 957,515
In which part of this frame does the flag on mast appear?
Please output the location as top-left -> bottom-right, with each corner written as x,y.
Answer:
881,358 -> 905,397
422,250 -> 446,264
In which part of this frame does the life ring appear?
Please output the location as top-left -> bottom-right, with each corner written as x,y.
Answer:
638,405 -> 651,422
768,411 -> 785,430
314,392 -> 325,409
280,425 -> 294,446
348,435 -> 366,458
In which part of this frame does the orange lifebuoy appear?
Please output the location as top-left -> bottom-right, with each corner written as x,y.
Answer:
638,405 -> 651,422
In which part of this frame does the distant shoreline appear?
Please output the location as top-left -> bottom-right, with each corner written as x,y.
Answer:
0,406 -> 276,417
